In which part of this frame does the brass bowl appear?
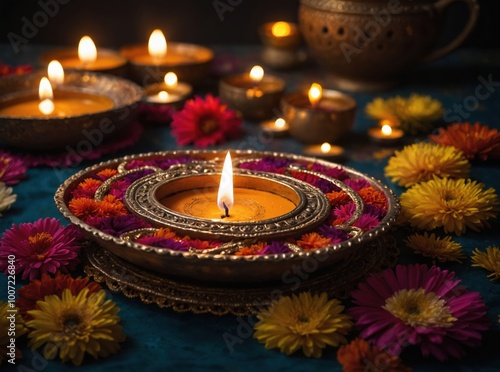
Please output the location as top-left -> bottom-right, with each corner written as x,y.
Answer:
55,150 -> 400,283
0,70 -> 143,150
299,0 -> 479,91
120,42 -> 214,86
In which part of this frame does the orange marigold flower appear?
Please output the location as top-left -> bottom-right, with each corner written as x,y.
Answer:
358,187 -> 387,211
297,233 -> 331,251
69,197 -> 100,221
326,190 -> 351,207
153,228 -> 178,239
430,122 -> 500,161
337,338 -> 411,372
77,178 -> 102,191
98,197 -> 128,218
235,241 -> 267,256
96,168 -> 118,180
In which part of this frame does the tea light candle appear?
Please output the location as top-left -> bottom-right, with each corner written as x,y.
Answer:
368,120 -> 404,145
160,152 -> 297,221
219,65 -> 285,120
143,71 -> 192,107
281,83 -> 356,143
40,36 -> 127,74
258,21 -> 305,69
260,117 -> 290,137
303,142 -> 345,160
120,29 -> 214,86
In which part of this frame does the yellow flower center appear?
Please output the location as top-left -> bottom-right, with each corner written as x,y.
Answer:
383,288 -> 456,328
200,117 -> 219,134
297,314 -> 310,323
61,312 -> 85,337
28,232 -> 53,260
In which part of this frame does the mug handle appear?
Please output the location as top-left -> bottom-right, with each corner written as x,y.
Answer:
423,0 -> 479,63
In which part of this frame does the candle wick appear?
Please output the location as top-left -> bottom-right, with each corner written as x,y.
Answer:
221,202 -> 230,219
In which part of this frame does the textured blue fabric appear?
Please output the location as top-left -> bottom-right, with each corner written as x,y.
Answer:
1,45 -> 500,371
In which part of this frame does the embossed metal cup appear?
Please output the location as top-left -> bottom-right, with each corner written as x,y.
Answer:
299,0 -> 480,91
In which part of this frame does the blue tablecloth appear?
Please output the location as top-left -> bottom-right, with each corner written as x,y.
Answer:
1,44 -> 500,371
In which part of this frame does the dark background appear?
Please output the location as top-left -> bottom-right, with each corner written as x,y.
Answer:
0,0 -> 498,48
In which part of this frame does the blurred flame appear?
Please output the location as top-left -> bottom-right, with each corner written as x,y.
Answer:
320,142 -> 331,153
47,60 -> 64,86
249,65 -> 264,83
38,77 -> 54,115
271,22 -> 291,37
148,29 -> 167,62
308,83 -> 322,107
78,36 -> 97,65
164,72 -> 178,88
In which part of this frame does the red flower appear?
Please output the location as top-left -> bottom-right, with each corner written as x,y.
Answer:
16,272 -> 102,320
0,62 -> 32,77
171,94 -> 242,147
429,122 -> 500,161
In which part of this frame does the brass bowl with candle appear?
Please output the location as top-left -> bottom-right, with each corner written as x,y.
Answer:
282,88 -> 356,144
55,150 -> 400,283
39,48 -> 128,76
120,42 -> 214,86
0,70 -> 143,150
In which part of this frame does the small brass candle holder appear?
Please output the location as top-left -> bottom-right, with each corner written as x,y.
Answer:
143,81 -> 193,109
40,48 -> 128,76
259,21 -> 306,69
282,88 -> 356,144
219,73 -> 285,121
120,42 -> 214,86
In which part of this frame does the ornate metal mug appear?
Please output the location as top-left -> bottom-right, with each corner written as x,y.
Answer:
299,0 -> 480,91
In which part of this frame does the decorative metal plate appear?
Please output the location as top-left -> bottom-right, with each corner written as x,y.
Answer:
55,149 -> 400,283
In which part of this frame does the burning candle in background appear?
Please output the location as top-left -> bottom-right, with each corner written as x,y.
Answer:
308,83 -> 322,108
47,60 -> 64,87
303,142 -> 345,160
148,29 -> 168,64
219,65 -> 285,120
143,71 -> 193,106
78,36 -> 97,67
368,119 -> 404,145
260,117 -> 290,137
40,35 -> 127,75
281,83 -> 357,144
258,21 -> 304,69
217,152 -> 234,218
38,77 -> 55,115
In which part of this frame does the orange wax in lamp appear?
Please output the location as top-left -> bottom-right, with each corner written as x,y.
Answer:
0,64 -> 114,118
42,36 -> 127,72
160,152 -> 297,222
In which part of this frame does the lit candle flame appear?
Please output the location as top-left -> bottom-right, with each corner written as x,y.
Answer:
249,65 -> 264,84
271,22 -> 291,37
38,77 -> 54,115
148,29 -> 167,63
164,72 -> 178,88
47,60 -> 64,87
381,124 -> 393,136
275,118 -> 286,129
217,152 -> 234,217
158,91 -> 169,102
78,36 -> 97,66
308,83 -> 322,107
320,142 -> 331,153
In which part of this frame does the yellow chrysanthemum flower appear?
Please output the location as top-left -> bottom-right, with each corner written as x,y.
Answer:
366,94 -> 444,134
385,143 -> 470,187
27,289 -> 126,366
1,301 -> 27,364
405,232 -> 465,263
471,246 -> 500,280
400,178 -> 499,236
254,292 -> 352,358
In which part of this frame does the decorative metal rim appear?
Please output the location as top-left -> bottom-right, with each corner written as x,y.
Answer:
299,0 -> 435,14
54,149 -> 400,263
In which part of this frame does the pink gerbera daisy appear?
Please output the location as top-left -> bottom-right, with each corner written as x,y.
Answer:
349,264 -> 489,361
0,151 -> 27,185
0,218 -> 81,280
171,94 -> 242,148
